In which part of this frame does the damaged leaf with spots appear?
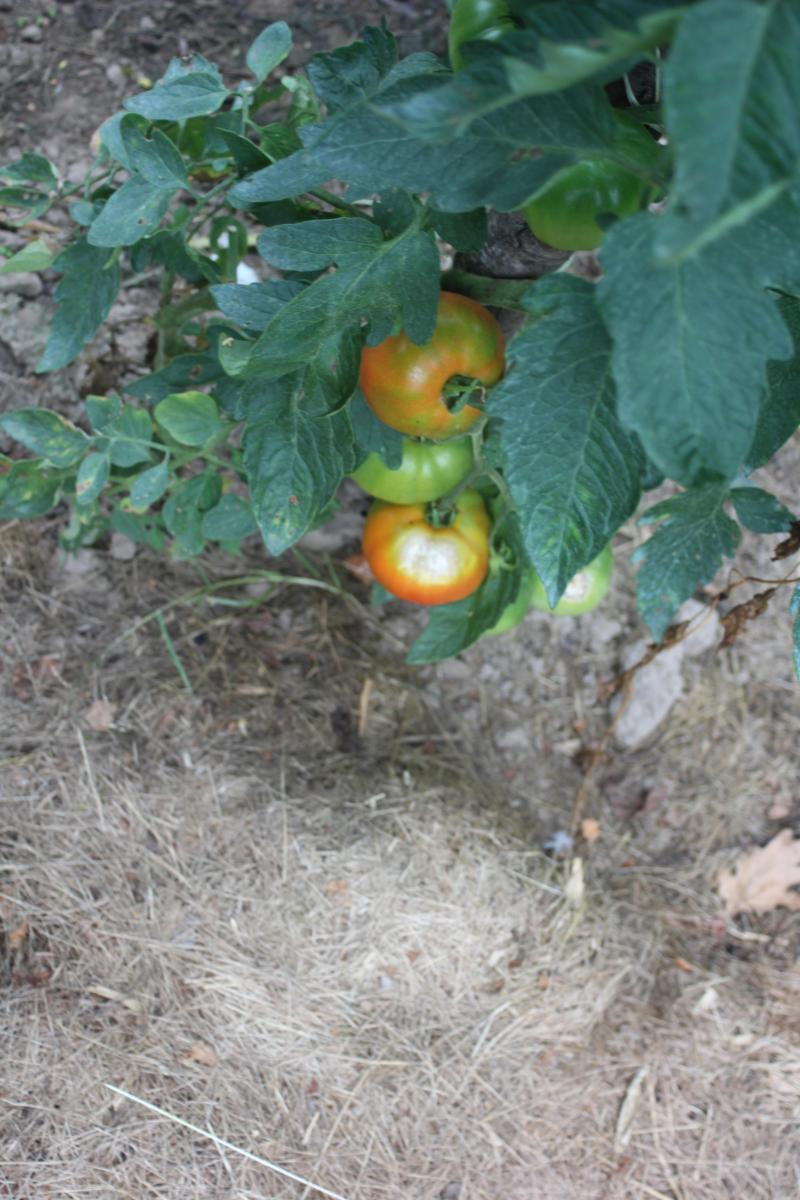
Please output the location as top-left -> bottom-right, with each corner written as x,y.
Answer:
718,830 -> 800,917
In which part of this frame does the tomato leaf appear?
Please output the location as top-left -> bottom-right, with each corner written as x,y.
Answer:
349,390 -> 404,470
242,329 -> 360,554
598,213 -> 795,486
747,295 -> 800,469
406,566 -> 520,664
0,409 -> 89,468
201,494 -> 258,541
634,483 -> 741,640
729,486 -> 795,533
124,59 -> 228,120
129,459 -> 170,511
75,452 -> 110,507
87,175 -> 174,248
0,238 -> 54,274
227,218 -> 440,380
657,0 -> 800,262
488,275 -> 643,606
246,21 -> 292,85
119,120 -> 188,189
100,406 -> 154,468
154,391 -> 225,446
0,459 -> 62,519
37,237 -> 120,373
163,472 -> 222,558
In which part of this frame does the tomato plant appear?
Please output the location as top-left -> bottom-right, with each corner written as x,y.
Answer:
351,436 -> 474,504
359,292 -> 505,439
2,4 -> 800,670
484,569 -> 537,636
521,111 -> 663,252
362,490 -> 490,606
448,0 -> 515,72
529,546 -> 613,616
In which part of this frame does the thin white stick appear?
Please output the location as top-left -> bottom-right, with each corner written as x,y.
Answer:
104,1085 -> 351,1200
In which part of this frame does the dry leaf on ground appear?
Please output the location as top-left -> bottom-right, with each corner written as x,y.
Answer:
718,830 -> 800,917
180,1041 -> 218,1067
84,698 -> 118,732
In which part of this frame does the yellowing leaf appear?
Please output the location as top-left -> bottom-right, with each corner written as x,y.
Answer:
718,830 -> 800,917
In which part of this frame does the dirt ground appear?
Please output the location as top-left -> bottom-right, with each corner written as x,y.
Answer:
3,3 -> 800,1199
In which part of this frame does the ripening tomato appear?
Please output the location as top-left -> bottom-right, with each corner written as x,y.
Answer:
359,292 -> 505,440
529,546 -> 613,616
362,488 -> 490,606
521,111 -> 663,252
351,436 -> 474,504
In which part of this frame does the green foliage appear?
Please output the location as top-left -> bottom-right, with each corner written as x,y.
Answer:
3,3 -> 800,670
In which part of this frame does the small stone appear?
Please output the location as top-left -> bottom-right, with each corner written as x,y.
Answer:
105,62 -> 126,89
20,25 -> 43,43
0,272 -> 43,300
677,597 -> 721,657
139,14 -> 157,31
614,639 -> 684,749
494,725 -> 532,752
110,532 -> 137,561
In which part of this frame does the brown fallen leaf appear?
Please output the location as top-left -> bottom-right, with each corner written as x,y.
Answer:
718,830 -> 800,917
580,817 -> 601,842
7,919 -> 29,953
84,698 -> 118,732
180,1040 -> 218,1067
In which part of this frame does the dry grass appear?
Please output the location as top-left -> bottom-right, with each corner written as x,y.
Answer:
3,523 -> 800,1200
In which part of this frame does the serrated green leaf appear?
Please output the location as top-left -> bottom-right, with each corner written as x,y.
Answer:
228,52 -> 573,213
439,270 -> 532,312
406,566 -> 520,664
246,21 -> 292,84
658,0 -> 800,262
154,391 -> 224,446
0,459 -> 61,519
75,452 -> 110,506
748,294 -> 800,468
634,483 -> 741,640
384,3 -> 683,139
120,120 -> 188,189
0,238 -> 54,274
427,206 -> 487,252
487,275 -> 643,604
598,214 -> 793,485
0,409 -> 89,468
730,486 -> 795,533
242,218 -> 440,379
201,493 -> 258,540
129,459 -> 170,511
124,71 -> 228,120
242,330 -> 359,554
307,25 -> 397,112
37,237 -> 120,373
124,349 -> 226,403
211,279 -> 303,331
87,175 -> 174,248
349,389 -> 404,469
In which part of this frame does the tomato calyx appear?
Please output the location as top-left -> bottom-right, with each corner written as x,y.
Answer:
441,374 -> 487,415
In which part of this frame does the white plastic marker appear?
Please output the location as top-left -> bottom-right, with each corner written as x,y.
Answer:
104,1084 -> 351,1200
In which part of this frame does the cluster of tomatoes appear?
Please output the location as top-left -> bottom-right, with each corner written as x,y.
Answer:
353,292 -> 613,635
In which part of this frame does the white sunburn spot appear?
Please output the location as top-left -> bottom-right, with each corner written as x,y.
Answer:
564,571 -> 589,602
397,530 -> 462,581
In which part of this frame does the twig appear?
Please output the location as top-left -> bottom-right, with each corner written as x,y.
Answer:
104,1085 -> 351,1200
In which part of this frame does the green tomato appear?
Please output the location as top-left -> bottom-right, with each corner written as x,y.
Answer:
521,111 -> 662,252
529,546 -> 613,616
351,436 -> 474,504
448,0 -> 515,71
484,568 -> 537,636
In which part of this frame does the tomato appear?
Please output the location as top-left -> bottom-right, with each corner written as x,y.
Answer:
351,436 -> 474,504
529,546 -> 613,616
484,569 -> 537,636
448,0 -> 515,72
521,111 -> 662,252
362,489 -> 490,606
359,291 -> 505,440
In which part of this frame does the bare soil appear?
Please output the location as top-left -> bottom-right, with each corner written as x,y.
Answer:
2,4 -> 800,1199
